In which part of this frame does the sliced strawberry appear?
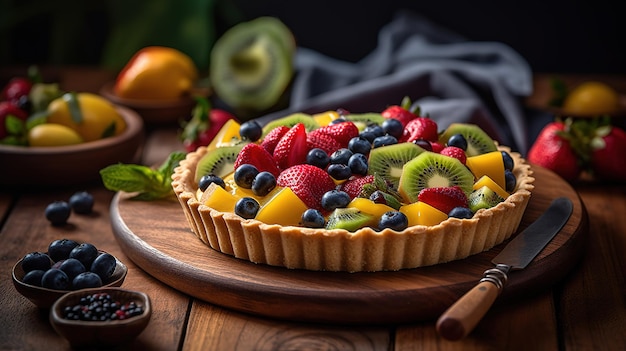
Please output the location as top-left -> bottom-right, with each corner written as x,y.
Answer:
381,105 -> 417,128
417,186 -> 468,214
273,123 -> 309,170
277,164 -> 336,211
339,175 -> 375,198
234,143 -> 281,177
440,146 -> 467,164
430,141 -> 445,153
400,117 -> 439,143
307,129 -> 343,156
312,121 -> 359,146
261,125 -> 290,154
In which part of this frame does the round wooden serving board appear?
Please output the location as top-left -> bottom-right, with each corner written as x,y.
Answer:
110,165 -> 587,325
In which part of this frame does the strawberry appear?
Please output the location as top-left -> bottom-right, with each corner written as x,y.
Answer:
234,143 -> 281,177
590,125 -> 626,181
430,141 -> 445,153
381,96 -> 419,127
339,175 -> 375,198
527,121 -> 581,182
312,121 -> 359,146
400,117 -> 439,143
0,101 -> 28,140
277,164 -> 337,210
417,186 -> 468,214
440,146 -> 467,164
1,77 -> 32,105
307,129 -> 343,156
273,123 -> 309,170
261,125 -> 290,154
182,97 -> 238,152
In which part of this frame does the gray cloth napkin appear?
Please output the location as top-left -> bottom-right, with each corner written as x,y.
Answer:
257,10 -> 534,153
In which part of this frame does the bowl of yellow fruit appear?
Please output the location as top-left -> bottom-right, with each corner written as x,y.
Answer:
0,92 -> 144,187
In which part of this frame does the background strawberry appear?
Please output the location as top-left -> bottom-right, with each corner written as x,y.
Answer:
1,77 -> 32,105
234,143 -> 281,177
181,97 -> 238,152
277,164 -> 336,210
527,121 -> 582,182
273,123 -> 309,170
0,101 -> 28,140
590,125 -> 626,181
417,186 -> 468,214
381,96 -> 419,127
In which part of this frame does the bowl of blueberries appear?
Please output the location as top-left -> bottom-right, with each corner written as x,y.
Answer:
49,287 -> 151,348
12,238 -> 128,309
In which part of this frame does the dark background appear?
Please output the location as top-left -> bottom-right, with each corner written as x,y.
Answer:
2,0 -> 624,74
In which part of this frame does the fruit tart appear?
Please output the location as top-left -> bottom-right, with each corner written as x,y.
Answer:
172,107 -> 534,272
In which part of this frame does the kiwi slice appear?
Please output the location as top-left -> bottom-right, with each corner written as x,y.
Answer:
344,113 -> 386,131
261,113 -> 319,136
210,17 -> 295,112
398,151 -> 475,203
468,185 -> 504,213
325,207 -> 374,231
194,145 -> 244,183
368,142 -> 427,189
439,123 -> 498,157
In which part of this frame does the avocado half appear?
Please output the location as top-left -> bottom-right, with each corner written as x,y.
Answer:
210,17 -> 295,113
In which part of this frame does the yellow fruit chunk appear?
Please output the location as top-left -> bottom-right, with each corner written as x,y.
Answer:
255,187 -> 308,226
400,201 -> 448,227
206,119 -> 242,151
200,183 -> 239,212
47,92 -> 126,142
465,151 -> 506,190
312,110 -> 340,126
562,81 -> 620,116
347,197 -> 395,227
473,175 -> 509,200
28,123 -> 83,147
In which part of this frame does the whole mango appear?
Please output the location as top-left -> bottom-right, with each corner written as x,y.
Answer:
47,92 -> 126,142
113,46 -> 198,100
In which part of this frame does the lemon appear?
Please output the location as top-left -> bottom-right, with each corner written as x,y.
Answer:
28,123 -> 83,147
562,81 -> 620,116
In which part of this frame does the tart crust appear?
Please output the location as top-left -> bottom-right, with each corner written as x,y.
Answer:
172,145 -> 534,272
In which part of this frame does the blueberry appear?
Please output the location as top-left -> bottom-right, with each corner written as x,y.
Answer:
502,151 -> 514,171
69,243 -> 99,268
348,136 -> 372,155
327,163 -> 352,180
90,253 -> 117,281
378,211 -> 408,231
239,120 -> 263,142
22,270 -> 45,286
69,191 -> 94,214
321,190 -> 351,211
199,173 -> 226,191
447,134 -> 468,151
504,169 -> 517,192
251,171 -> 277,196
348,153 -> 368,175
359,130 -> 378,143
413,139 -> 433,151
363,124 -> 384,138
234,164 -> 259,189
48,238 -> 79,262
329,148 -> 353,165
382,118 -> 404,139
369,190 -> 387,205
72,272 -> 103,289
21,252 -> 52,272
41,268 -> 70,290
235,197 -> 260,219
58,258 -> 86,281
301,209 -> 326,228
449,206 -> 474,219
45,201 -> 71,226
372,135 -> 398,148
306,148 -> 331,169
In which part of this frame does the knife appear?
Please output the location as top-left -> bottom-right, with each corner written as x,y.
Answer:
436,196 -> 573,341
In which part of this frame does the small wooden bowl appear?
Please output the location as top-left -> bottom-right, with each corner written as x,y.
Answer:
50,287 -> 151,348
100,81 -> 197,126
12,252 -> 128,309
0,105 -> 144,187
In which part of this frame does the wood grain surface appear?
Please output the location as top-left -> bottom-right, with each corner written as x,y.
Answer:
110,165 -> 587,325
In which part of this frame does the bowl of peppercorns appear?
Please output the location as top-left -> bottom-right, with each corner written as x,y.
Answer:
49,287 -> 151,348
12,239 -> 128,308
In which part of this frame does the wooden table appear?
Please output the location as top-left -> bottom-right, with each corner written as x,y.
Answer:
1,68 -> 625,350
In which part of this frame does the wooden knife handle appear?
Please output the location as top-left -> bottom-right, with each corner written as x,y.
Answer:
436,265 -> 509,341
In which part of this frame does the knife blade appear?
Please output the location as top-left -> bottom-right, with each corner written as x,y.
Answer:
436,196 -> 573,341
